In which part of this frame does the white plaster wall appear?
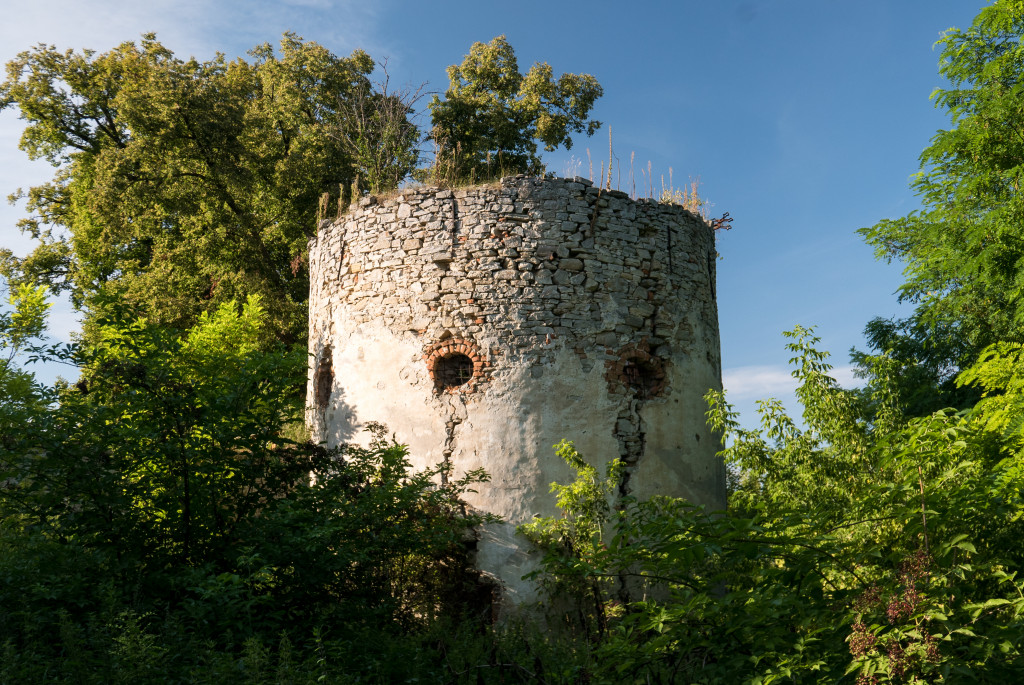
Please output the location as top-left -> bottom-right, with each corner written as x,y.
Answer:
633,352 -> 726,509
307,177 -> 726,608
316,318 -> 722,602
317,324 -> 627,602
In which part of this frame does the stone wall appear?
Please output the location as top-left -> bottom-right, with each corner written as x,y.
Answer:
307,175 -> 725,607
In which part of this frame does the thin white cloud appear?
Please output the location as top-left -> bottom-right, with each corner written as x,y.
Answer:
723,365 -> 795,400
281,0 -> 335,9
0,0 -> 387,64
723,364 -> 859,401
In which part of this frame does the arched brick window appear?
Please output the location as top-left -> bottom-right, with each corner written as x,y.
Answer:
424,338 -> 489,394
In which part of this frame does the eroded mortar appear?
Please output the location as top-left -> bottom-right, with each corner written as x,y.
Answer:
307,175 -> 725,607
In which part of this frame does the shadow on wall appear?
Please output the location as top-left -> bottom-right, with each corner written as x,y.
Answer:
310,344 -> 358,446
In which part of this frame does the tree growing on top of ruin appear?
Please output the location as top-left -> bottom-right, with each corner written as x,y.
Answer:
427,35 -> 603,182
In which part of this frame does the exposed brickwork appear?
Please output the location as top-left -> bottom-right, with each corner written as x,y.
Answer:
605,341 -> 667,399
423,337 -> 490,394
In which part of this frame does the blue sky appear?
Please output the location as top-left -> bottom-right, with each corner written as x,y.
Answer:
0,0 -> 985,427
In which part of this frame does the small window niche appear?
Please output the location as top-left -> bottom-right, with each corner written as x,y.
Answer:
434,353 -> 475,391
315,347 -> 334,409
424,337 -> 488,394
607,344 -> 667,401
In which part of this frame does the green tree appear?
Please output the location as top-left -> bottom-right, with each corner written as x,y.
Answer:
0,281 -> 54,446
0,33 -> 418,345
335,67 -> 423,194
852,1 -> 1024,424
850,316 -> 982,421
860,1 -> 1024,350
427,35 -> 602,181
0,295 -> 490,676
2,296 -> 310,566
524,329 -> 1024,682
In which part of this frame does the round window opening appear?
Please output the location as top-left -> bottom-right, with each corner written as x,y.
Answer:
435,353 -> 475,391
623,358 -> 663,400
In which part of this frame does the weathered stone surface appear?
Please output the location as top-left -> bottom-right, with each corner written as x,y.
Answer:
306,176 -> 724,612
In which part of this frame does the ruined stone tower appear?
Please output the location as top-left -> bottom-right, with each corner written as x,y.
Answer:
306,175 -> 725,606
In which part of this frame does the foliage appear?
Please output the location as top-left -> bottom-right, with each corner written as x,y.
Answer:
520,441 -> 623,637
593,4 -> 1024,677
0,297 -> 492,681
851,316 -> 983,422
427,35 -> 602,182
0,282 -> 55,442
0,33 -> 418,345
523,328 -> 1024,683
852,2 -> 1024,428
859,0 -> 1024,349
0,31 -> 600,348
958,340 -> 1024,455
523,440 -> 623,551
660,175 -> 711,221
334,65 -> 423,194
7,5 -> 1024,681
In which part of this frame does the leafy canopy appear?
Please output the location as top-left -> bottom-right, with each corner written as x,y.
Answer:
428,35 -> 602,181
852,1 -> 1024,422
0,294 -> 490,678
860,1 -> 1024,347
0,33 -> 418,345
523,328 -> 1024,682
0,281 -> 54,442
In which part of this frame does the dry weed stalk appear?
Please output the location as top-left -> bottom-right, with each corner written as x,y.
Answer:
606,126 -> 613,190
630,151 -> 636,199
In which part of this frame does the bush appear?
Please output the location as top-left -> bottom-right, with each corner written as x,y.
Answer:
0,296 -> 493,681
521,328 -> 1024,683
